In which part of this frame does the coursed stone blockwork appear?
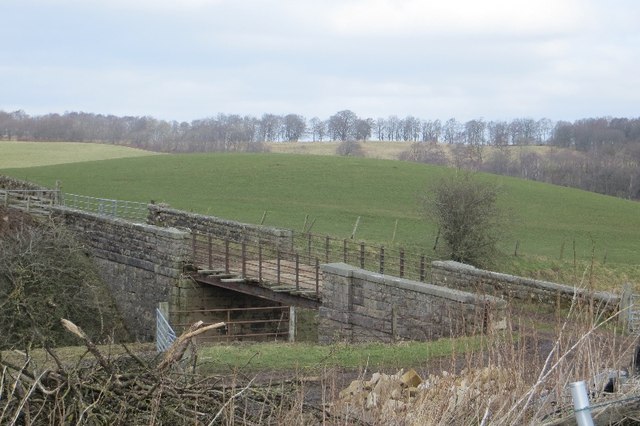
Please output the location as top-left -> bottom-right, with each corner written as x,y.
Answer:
319,263 -> 507,344
51,206 -> 191,340
431,261 -> 620,315
147,204 -> 292,251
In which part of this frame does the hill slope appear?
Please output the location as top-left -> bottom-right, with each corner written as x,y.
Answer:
2,152 -> 639,266
0,141 -> 158,168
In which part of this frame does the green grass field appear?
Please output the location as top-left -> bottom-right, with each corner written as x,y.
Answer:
197,338 -> 482,373
2,150 -> 639,268
0,141 -> 158,168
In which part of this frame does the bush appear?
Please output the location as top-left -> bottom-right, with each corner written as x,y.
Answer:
336,140 -> 365,157
399,142 -> 449,166
0,208 -> 128,349
423,173 -> 504,267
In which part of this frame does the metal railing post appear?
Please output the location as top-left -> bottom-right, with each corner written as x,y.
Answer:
570,381 -> 594,426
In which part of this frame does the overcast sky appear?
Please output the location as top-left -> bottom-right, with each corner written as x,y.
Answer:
2,0 -> 639,122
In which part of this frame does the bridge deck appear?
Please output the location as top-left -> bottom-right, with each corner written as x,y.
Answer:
190,259 -> 321,309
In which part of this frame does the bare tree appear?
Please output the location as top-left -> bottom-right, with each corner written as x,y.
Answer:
282,113 -> 306,142
375,117 -> 386,141
328,110 -> 358,141
353,118 -> 374,141
309,117 -> 325,141
386,115 -> 400,141
421,119 -> 442,143
258,113 -> 282,142
443,118 -> 462,144
487,120 -> 509,146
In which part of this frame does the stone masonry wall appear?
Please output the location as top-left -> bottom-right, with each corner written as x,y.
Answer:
51,206 -> 191,340
319,263 -> 507,344
148,204 -> 292,252
431,261 -> 620,315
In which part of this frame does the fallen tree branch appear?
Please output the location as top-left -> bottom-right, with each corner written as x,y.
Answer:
157,321 -> 226,372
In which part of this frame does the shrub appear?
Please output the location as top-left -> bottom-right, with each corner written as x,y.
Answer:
336,140 -> 364,157
0,208 -> 128,349
423,173 -> 504,267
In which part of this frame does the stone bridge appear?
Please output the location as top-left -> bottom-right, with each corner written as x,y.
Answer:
0,178 -> 626,344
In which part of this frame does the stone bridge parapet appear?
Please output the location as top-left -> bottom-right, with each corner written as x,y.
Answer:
319,263 -> 507,344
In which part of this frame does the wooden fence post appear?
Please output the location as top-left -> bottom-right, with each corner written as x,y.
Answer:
258,243 -> 263,283
315,257 -> 320,297
191,233 -> 197,262
242,242 -> 247,278
207,234 -> 213,269
295,254 -> 300,290
277,249 -> 281,285
225,239 -> 230,274
324,236 -> 329,263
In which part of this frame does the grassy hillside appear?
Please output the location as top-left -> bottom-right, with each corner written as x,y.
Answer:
268,141 -> 414,159
0,141 -> 158,168
2,152 -> 639,270
268,140 -> 550,160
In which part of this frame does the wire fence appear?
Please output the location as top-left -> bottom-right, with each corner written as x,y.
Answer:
60,193 -> 148,222
156,307 -> 177,353
3,187 -> 434,285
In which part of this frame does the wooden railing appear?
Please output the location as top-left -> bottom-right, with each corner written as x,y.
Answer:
191,232 -> 321,297
191,231 -> 434,299
291,232 -> 433,283
1,189 -> 60,212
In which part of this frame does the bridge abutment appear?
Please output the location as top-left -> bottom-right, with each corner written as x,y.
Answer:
51,206 -> 190,341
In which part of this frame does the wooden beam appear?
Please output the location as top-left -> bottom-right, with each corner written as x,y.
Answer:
192,274 -> 321,309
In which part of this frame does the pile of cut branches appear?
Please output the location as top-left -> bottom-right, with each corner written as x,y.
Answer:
0,319 -> 301,425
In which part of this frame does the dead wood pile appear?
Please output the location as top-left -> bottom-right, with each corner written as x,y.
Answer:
0,319 -> 302,425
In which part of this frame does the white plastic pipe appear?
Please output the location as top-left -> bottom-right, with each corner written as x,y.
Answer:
570,381 -> 594,426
